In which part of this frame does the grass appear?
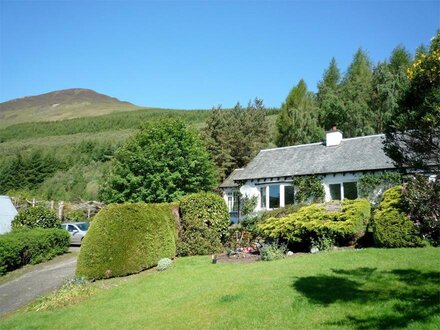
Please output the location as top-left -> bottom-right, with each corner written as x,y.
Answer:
1,248 -> 438,329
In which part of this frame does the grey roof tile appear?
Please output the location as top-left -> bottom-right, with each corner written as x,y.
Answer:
219,168 -> 244,188
233,134 -> 396,181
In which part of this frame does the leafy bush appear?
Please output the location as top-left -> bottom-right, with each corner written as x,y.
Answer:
401,175 -> 439,246
260,204 -> 305,222
99,119 -> 217,203
156,258 -> 172,271
63,210 -> 88,223
260,242 -> 287,261
310,233 -> 335,252
0,228 -> 70,275
240,194 -> 257,216
177,192 -> 230,256
358,172 -> 402,205
76,203 -> 177,279
292,176 -> 325,203
12,206 -> 60,229
258,199 -> 371,247
373,186 -> 424,248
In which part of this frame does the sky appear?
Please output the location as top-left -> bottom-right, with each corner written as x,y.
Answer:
0,0 -> 439,109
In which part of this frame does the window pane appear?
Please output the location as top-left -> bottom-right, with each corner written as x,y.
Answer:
330,183 -> 341,200
343,182 -> 358,200
284,185 -> 295,205
232,192 -> 239,212
269,185 -> 280,209
260,187 -> 266,208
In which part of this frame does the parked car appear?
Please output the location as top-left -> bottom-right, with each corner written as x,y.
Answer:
61,222 -> 89,245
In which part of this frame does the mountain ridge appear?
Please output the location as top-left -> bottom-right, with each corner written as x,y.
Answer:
0,88 -> 140,128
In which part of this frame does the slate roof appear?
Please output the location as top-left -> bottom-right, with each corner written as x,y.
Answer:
219,168 -> 244,188
232,134 -> 396,181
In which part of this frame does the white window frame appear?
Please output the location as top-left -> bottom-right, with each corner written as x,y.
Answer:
259,183 -> 294,210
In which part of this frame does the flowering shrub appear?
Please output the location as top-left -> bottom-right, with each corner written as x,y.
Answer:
156,258 -> 172,271
12,206 -> 60,229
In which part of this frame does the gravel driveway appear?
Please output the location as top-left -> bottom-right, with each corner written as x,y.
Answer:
0,248 -> 79,316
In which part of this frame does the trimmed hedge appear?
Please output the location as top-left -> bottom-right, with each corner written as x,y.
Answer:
0,228 -> 70,275
373,186 -> 423,248
177,192 -> 230,256
258,199 -> 371,246
12,206 -> 60,229
76,203 -> 177,280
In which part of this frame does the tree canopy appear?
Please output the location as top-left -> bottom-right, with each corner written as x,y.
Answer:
276,79 -> 323,147
384,31 -> 440,171
100,119 -> 217,203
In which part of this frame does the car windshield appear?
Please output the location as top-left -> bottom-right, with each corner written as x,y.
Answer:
77,223 -> 89,231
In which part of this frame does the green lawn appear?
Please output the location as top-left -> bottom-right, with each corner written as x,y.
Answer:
1,248 -> 439,329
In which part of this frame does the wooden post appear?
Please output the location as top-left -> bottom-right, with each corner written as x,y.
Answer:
32,198 -> 36,207
50,200 -> 54,210
58,201 -> 64,220
87,207 -> 91,220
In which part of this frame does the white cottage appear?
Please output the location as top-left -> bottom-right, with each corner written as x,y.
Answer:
220,129 -> 397,222
0,196 -> 18,234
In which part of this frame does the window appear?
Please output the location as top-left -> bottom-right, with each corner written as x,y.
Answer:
284,185 -> 295,205
343,182 -> 358,200
227,192 -> 239,212
269,185 -> 280,209
260,187 -> 266,208
67,225 -> 77,232
330,183 -> 341,200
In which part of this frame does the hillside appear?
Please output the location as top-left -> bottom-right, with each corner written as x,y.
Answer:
0,88 -> 139,128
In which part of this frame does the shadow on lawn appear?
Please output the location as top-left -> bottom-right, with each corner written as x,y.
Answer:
293,267 -> 440,329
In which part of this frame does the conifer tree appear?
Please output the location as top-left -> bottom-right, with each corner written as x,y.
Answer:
340,48 -> 375,137
276,79 -> 323,147
317,58 -> 345,130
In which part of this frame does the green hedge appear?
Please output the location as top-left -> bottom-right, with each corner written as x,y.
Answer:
0,228 -> 70,275
177,192 -> 230,256
258,199 -> 371,246
76,203 -> 177,280
12,206 -> 60,229
373,186 -> 423,248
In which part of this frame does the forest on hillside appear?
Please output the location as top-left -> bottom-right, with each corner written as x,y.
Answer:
0,39 -> 435,202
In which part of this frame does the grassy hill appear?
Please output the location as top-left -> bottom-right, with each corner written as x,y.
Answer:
0,88 -> 279,201
0,88 -> 140,128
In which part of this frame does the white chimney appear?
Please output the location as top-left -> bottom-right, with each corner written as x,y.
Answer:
326,125 -> 343,146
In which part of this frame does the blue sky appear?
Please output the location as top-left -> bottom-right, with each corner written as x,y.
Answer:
0,0 -> 438,109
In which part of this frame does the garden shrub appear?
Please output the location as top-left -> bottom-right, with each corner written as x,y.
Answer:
401,175 -> 439,246
76,203 -> 177,280
63,210 -> 87,223
156,258 -> 172,271
358,172 -> 402,205
12,206 -> 60,229
258,199 -> 371,247
0,228 -> 70,275
177,192 -> 229,256
373,186 -> 423,248
260,242 -> 287,261
292,176 -> 325,203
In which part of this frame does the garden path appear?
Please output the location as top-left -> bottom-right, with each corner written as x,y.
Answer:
0,247 -> 78,317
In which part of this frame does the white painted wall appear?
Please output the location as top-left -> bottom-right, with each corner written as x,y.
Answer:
0,196 -> 18,234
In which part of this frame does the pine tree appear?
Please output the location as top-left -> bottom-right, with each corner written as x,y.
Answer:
276,79 -> 323,147
340,48 -> 375,137
317,58 -> 345,130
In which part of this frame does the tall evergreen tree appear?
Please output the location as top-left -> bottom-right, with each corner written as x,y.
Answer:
317,58 -> 345,130
389,45 -> 412,73
276,79 -> 323,147
371,47 -> 411,133
203,99 -> 270,181
340,48 -> 375,137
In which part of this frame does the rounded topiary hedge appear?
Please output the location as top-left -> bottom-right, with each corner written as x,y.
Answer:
12,206 -> 60,229
373,186 -> 423,248
76,203 -> 177,279
177,192 -> 230,256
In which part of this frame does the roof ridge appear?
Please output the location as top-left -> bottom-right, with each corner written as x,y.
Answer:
260,133 -> 385,152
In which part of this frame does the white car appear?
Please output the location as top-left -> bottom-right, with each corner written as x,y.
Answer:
61,222 -> 89,245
